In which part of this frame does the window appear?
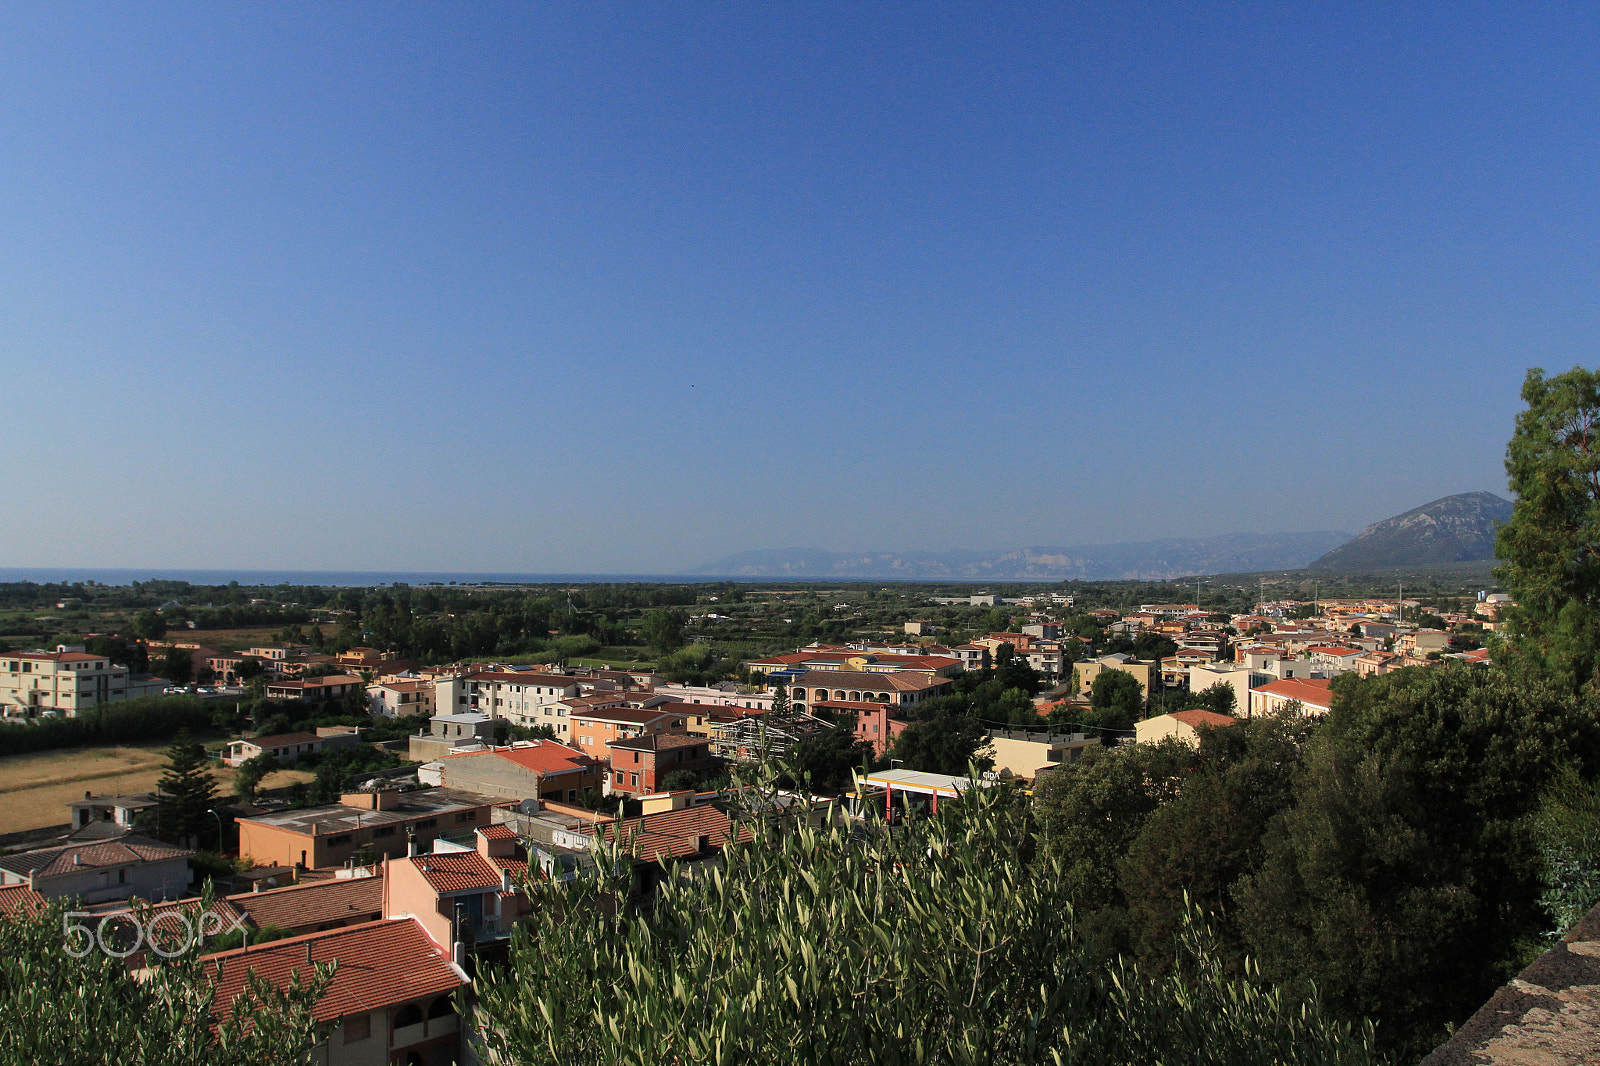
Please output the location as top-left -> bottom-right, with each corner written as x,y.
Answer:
328,834 -> 353,845
629,773 -> 639,787
373,826 -> 396,838
455,812 -> 475,823
344,1014 -> 371,1042
415,819 -> 437,829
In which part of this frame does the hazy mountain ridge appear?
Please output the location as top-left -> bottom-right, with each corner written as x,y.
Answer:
1306,491 -> 1512,571
691,532 -> 1354,581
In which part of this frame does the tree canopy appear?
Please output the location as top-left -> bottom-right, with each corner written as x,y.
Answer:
1497,365 -> 1600,690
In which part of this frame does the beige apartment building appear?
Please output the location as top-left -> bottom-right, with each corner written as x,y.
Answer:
0,646 -> 144,718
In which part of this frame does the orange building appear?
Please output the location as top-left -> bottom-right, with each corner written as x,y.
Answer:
235,787 -> 506,871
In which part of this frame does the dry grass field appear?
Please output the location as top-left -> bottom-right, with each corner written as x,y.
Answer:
0,742 -> 314,834
169,625 -> 287,649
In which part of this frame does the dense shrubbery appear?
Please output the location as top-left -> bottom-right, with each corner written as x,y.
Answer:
0,895 -> 329,1065
475,774 -> 1381,1066
0,696 -> 215,755
1036,661 -> 1600,1060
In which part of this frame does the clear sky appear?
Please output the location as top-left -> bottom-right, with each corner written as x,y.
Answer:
1,3 -> 1591,573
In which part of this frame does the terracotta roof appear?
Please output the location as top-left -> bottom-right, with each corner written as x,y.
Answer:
1255,677 -> 1335,708
409,851 -> 527,894
486,742 -> 598,775
789,670 -> 952,692
576,706 -> 681,726
0,834 -> 193,878
477,823 -> 516,840
229,876 -> 385,933
608,732 -> 711,755
1168,709 -> 1238,729
588,805 -> 751,862
202,917 -> 463,1023
0,884 -> 45,917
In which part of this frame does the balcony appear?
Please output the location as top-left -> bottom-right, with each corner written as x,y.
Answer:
392,1012 -> 458,1049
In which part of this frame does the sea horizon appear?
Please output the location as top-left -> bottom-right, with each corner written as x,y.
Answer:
0,567 -> 716,588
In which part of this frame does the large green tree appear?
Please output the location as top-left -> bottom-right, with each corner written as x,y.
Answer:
1034,739 -> 1198,955
1234,663 -> 1600,1059
890,716 -> 994,776
154,730 -> 219,848
1497,365 -> 1600,690
1086,668 -> 1144,739
162,647 -> 193,687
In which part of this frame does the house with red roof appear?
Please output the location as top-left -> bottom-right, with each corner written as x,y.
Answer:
567,705 -> 692,761
1248,677 -> 1335,718
201,916 -> 467,1066
424,740 -> 605,803
605,732 -> 718,795
1135,709 -> 1239,746
383,825 -> 530,953
0,833 -> 192,903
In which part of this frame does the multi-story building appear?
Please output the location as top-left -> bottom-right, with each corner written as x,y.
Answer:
568,706 -> 691,762
1071,654 -> 1157,699
0,646 -> 140,718
263,674 -> 365,705
367,678 -> 436,718
745,649 -> 963,680
606,732 -> 719,796
422,741 -> 605,804
383,825 -> 531,949
435,670 -> 583,727
1248,677 -> 1335,719
781,670 -> 952,714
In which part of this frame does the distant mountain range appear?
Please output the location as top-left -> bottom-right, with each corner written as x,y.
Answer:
1305,491 -> 1512,571
689,532 -> 1355,582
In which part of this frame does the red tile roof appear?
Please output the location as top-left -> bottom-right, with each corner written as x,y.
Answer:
589,805 -> 752,862
229,876 -> 385,933
477,823 -> 516,840
202,918 -> 463,1023
0,834 -> 192,878
607,732 -> 711,755
410,851 -> 527,894
0,884 -> 45,917
1255,677 -> 1334,708
1168,709 -> 1238,729
575,706 -> 680,726
455,741 -> 597,775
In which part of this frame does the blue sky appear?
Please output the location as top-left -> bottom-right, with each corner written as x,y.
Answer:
0,3 -> 1590,573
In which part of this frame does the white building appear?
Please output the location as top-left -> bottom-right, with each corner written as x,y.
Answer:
1,646 -> 140,718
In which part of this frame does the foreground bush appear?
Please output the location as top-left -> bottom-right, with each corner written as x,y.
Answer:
475,778 -> 1382,1066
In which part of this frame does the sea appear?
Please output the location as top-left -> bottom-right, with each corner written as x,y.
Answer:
0,568 -> 714,588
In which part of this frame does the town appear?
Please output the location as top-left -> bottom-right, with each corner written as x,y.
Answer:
0,574 -> 1511,1064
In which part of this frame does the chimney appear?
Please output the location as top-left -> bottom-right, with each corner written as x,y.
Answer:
84,790 -> 92,800
305,942 -> 312,964
406,831 -> 420,858
252,880 -> 263,893
501,868 -> 512,893
72,853 -> 81,866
